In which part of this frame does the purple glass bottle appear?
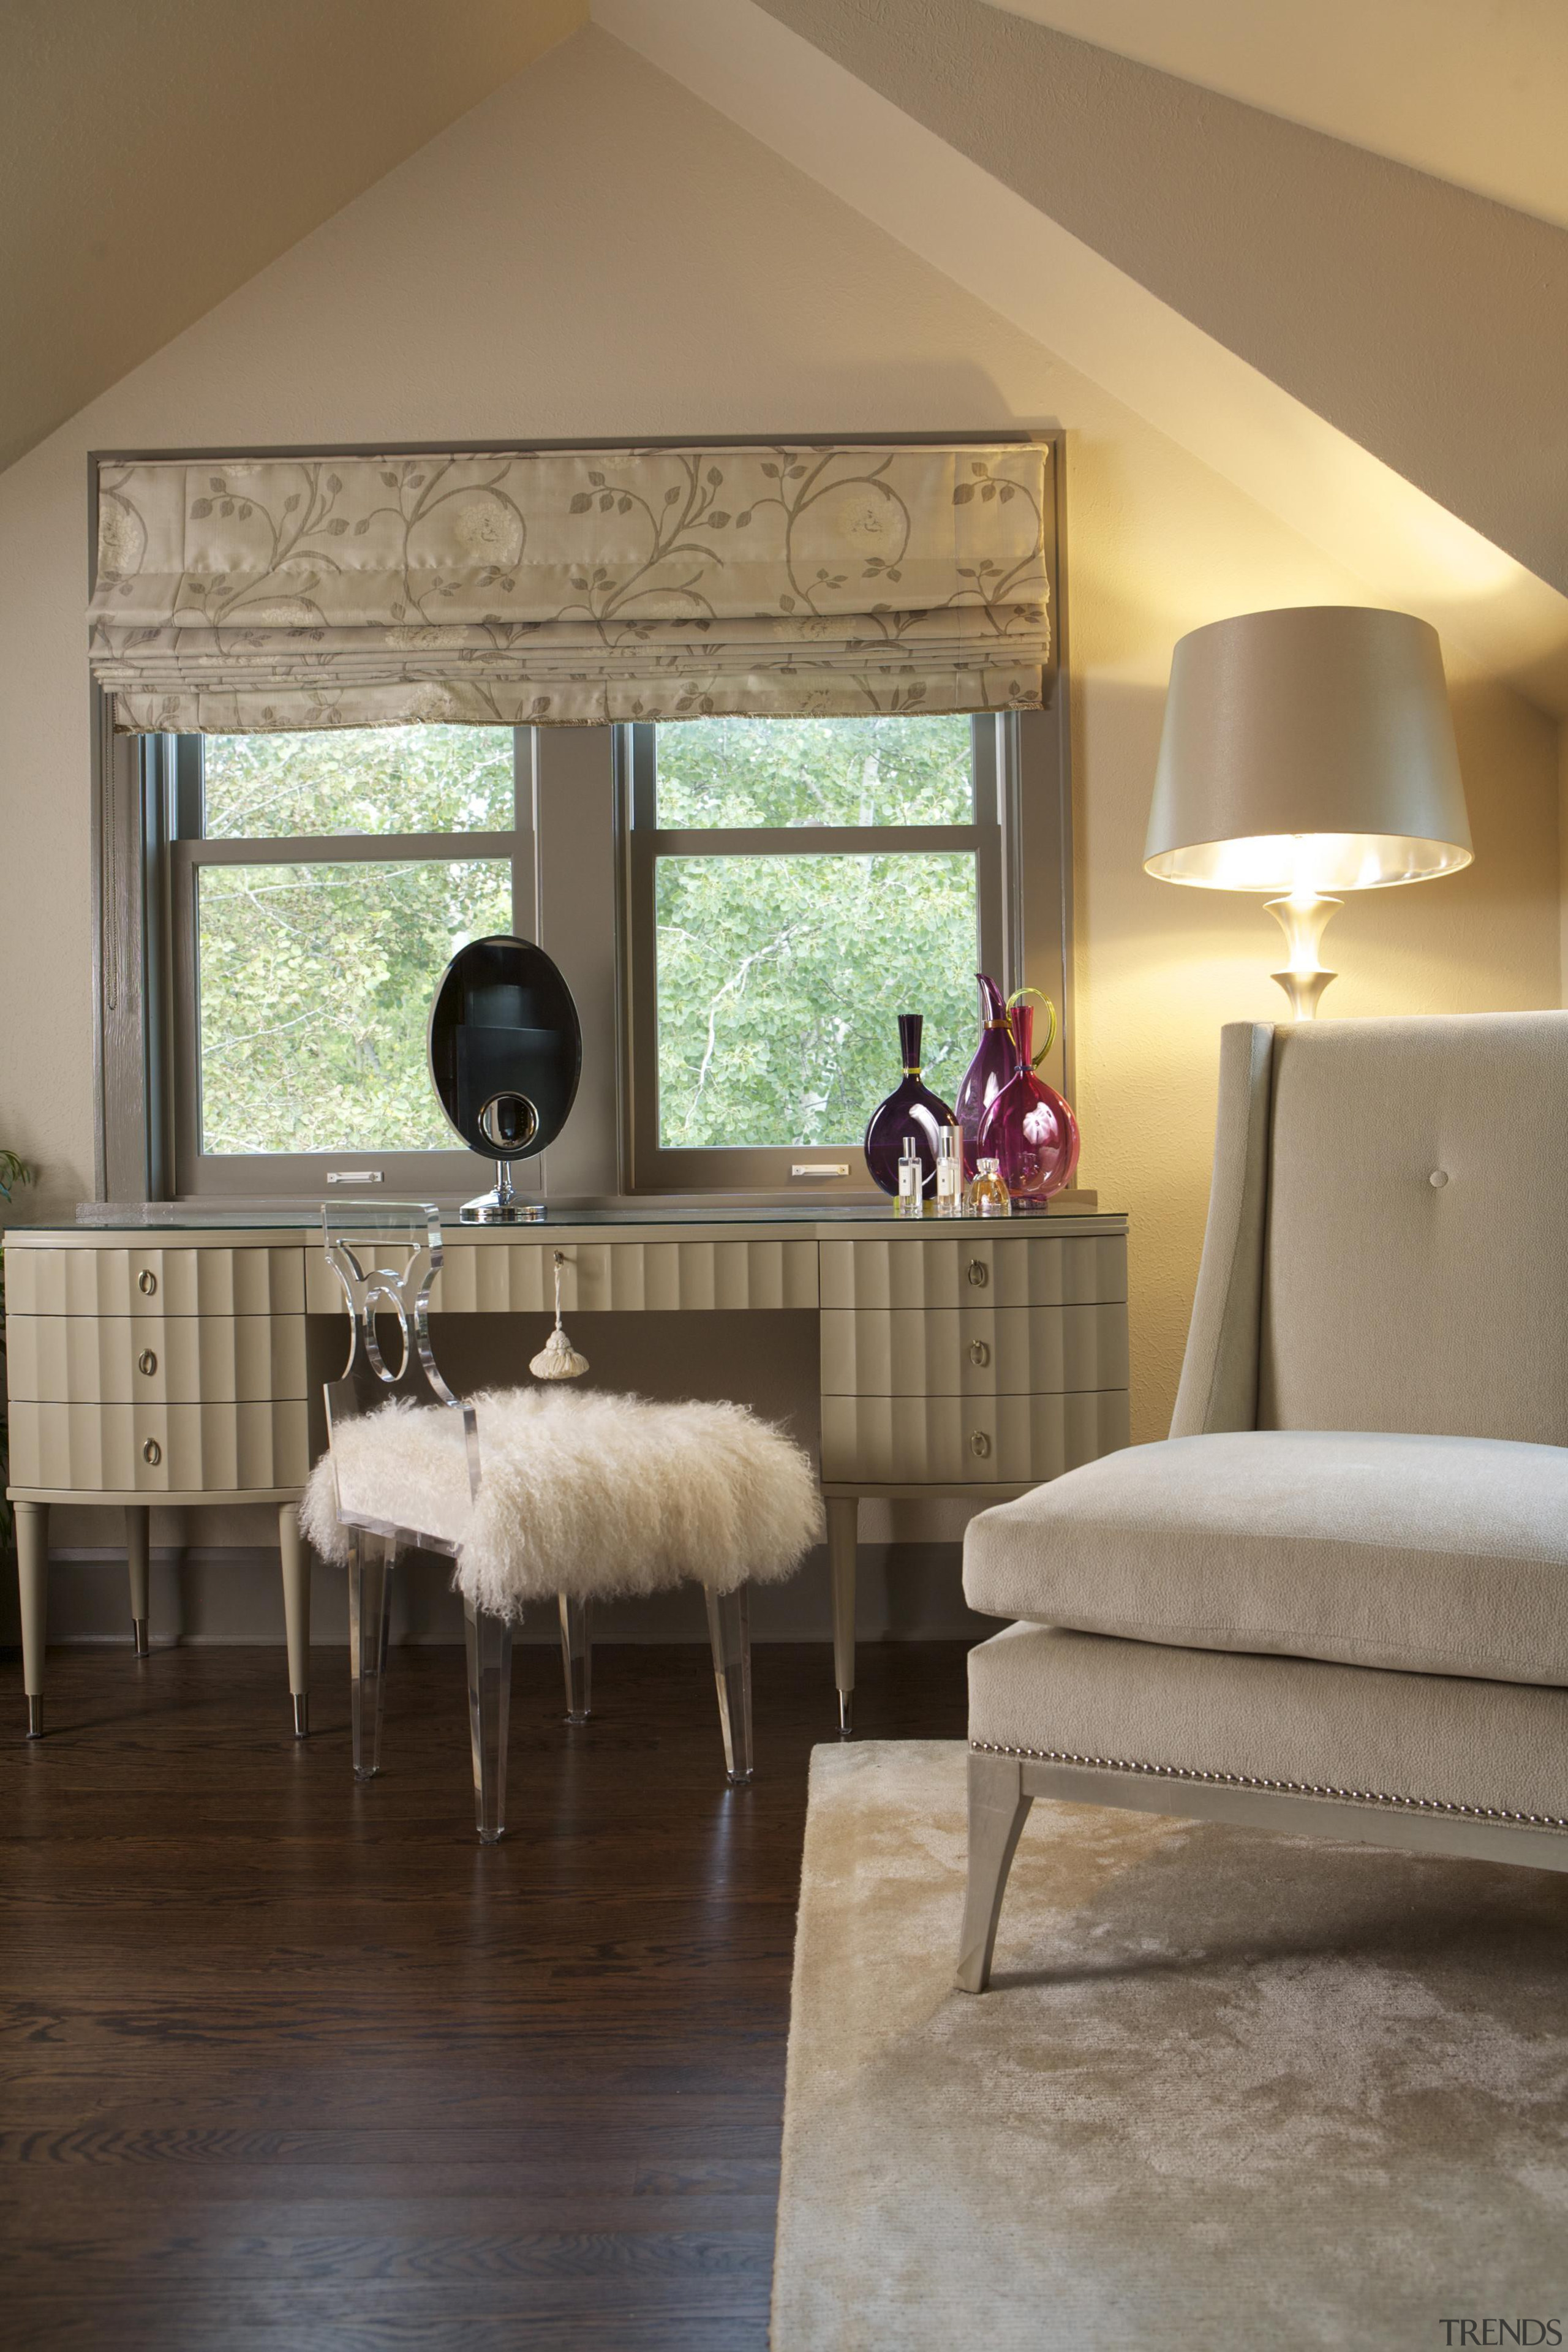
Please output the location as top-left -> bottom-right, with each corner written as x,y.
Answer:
954,973 -> 1016,1180
864,1013 -> 957,1200
977,1003 -> 1080,1209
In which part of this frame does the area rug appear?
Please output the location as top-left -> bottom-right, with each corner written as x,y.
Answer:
772,1741 -> 1568,2351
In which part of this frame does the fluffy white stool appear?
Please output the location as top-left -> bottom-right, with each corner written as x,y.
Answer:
304,1208 -> 823,1840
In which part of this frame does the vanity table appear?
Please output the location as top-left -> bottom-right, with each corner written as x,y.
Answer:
6,1203 -> 1129,1736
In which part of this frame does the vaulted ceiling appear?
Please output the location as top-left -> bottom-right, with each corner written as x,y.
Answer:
0,0 -> 584,474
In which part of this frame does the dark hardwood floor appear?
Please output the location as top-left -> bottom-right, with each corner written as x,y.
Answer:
1,1638 -> 969,2350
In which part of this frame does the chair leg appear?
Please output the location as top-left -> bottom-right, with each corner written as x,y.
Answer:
126,1507 -> 151,1657
465,1600 -> 513,1844
956,1749 -> 1033,1994
17,1501 -> 48,1739
558,1594 -> 592,1723
278,1502 -> 310,1737
348,1531 -> 393,1781
706,1584 -> 753,1786
827,1495 -> 857,1738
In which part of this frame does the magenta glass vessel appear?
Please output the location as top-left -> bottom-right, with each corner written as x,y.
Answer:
864,1013 -> 957,1199
976,1003 -> 1079,1208
954,972 -> 1016,1179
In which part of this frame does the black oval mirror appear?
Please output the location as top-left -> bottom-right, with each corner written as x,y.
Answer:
428,935 -> 581,1161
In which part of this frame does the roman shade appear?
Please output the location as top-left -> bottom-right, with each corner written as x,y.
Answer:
87,443 -> 1053,733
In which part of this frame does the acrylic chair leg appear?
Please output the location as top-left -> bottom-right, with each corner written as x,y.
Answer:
17,1501 -> 48,1739
466,1600 -> 513,1844
126,1507 -> 151,1657
348,1531 -> 393,1781
826,1495 -> 857,1738
278,1502 -> 310,1737
558,1594 -> 592,1723
956,1749 -> 1034,1994
706,1583 -> 753,1786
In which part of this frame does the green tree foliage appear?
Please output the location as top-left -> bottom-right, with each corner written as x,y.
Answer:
196,715 -> 984,1161
654,716 -> 980,1148
200,730 -> 512,1155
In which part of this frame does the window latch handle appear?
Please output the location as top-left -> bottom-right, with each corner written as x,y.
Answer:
790,1164 -> 850,1179
326,1171 -> 385,1185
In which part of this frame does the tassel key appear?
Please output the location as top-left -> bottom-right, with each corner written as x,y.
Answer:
530,1251 -> 589,1381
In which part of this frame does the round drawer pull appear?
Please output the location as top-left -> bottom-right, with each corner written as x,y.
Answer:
966,1259 -> 989,1289
141,1439 -> 162,1466
137,1270 -> 157,1296
969,1429 -> 992,1459
968,1339 -> 990,1367
138,1350 -> 158,1377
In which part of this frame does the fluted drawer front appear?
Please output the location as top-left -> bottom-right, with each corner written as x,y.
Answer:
7,1247 -> 306,1319
7,1316 -> 307,1405
821,1305 -> 1129,1398
821,1390 -> 1130,1484
305,1238 -> 820,1314
818,1235 -> 1126,1311
8,1401 -> 311,1492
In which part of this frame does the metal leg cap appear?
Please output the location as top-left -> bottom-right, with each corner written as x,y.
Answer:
26,1697 -> 42,1740
132,1619 -> 150,1658
837,1692 -> 854,1740
564,1708 -> 592,1726
477,1825 -> 508,1845
292,1694 -> 309,1740
352,1764 -> 381,1782
726,1768 -> 755,1787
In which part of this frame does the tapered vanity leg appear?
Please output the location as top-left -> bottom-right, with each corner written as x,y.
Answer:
558,1594 -> 592,1724
956,1749 -> 1034,1994
348,1531 -> 393,1781
126,1506 -> 151,1657
466,1600 -> 513,1844
17,1501 -> 48,1738
278,1502 -> 310,1737
827,1495 -> 858,1738
706,1583 -> 753,1785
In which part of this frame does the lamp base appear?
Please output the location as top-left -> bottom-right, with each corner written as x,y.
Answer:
1266,894 -> 1341,1021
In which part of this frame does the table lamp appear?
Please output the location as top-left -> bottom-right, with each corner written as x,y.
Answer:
1145,606 -> 1471,1016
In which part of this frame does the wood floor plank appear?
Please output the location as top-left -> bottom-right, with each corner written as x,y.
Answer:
1,1639 -> 968,2349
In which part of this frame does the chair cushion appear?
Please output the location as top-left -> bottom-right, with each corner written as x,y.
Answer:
967,1621 -> 1568,1828
301,1385 -> 823,1619
962,1429 -> 1568,1689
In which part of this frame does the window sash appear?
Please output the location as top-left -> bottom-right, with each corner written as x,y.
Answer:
165,737 -> 534,1199
619,718 -> 1011,1197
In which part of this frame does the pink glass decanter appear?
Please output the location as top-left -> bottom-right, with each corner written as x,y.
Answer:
953,973 -> 1015,1180
976,1002 -> 1079,1210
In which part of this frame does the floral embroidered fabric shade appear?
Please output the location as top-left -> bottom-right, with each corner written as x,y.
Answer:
87,443 -> 1052,732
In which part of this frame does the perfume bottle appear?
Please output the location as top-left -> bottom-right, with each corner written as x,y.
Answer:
969,1157 -> 1011,1216
895,1136 -> 924,1218
935,1124 -> 965,1218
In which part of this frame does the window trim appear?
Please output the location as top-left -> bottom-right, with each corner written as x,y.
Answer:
91,428 -> 1072,1208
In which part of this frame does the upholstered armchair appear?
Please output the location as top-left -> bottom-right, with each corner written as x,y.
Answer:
957,1012 -> 1568,1992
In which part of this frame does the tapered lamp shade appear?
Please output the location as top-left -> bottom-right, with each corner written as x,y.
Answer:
1145,606 -> 1471,896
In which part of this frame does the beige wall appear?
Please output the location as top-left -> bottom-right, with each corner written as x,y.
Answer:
0,25 -> 1558,1580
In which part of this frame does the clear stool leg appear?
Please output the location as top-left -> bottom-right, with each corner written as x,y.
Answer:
558,1594 -> 592,1723
466,1600 -> 513,1844
706,1584 -> 753,1786
349,1531 -> 393,1781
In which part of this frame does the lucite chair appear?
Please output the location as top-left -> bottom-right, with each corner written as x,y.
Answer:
318,1201 -> 513,1840
313,1203 -> 813,1841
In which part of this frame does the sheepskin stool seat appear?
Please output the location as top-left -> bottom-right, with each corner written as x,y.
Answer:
302,1383 -> 823,1839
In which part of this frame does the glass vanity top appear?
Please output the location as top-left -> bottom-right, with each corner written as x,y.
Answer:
8,1197 -> 1123,1233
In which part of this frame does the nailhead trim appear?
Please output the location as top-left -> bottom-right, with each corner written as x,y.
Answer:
968,1739 -> 1568,1830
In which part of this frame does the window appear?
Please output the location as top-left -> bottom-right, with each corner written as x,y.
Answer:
621,713 -> 1019,1194
165,726 -> 530,1197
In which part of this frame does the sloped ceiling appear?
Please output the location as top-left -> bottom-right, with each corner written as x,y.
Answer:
748,0 -> 1568,603
596,0 -> 1568,715
985,0 -> 1568,232
0,0 -> 585,475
